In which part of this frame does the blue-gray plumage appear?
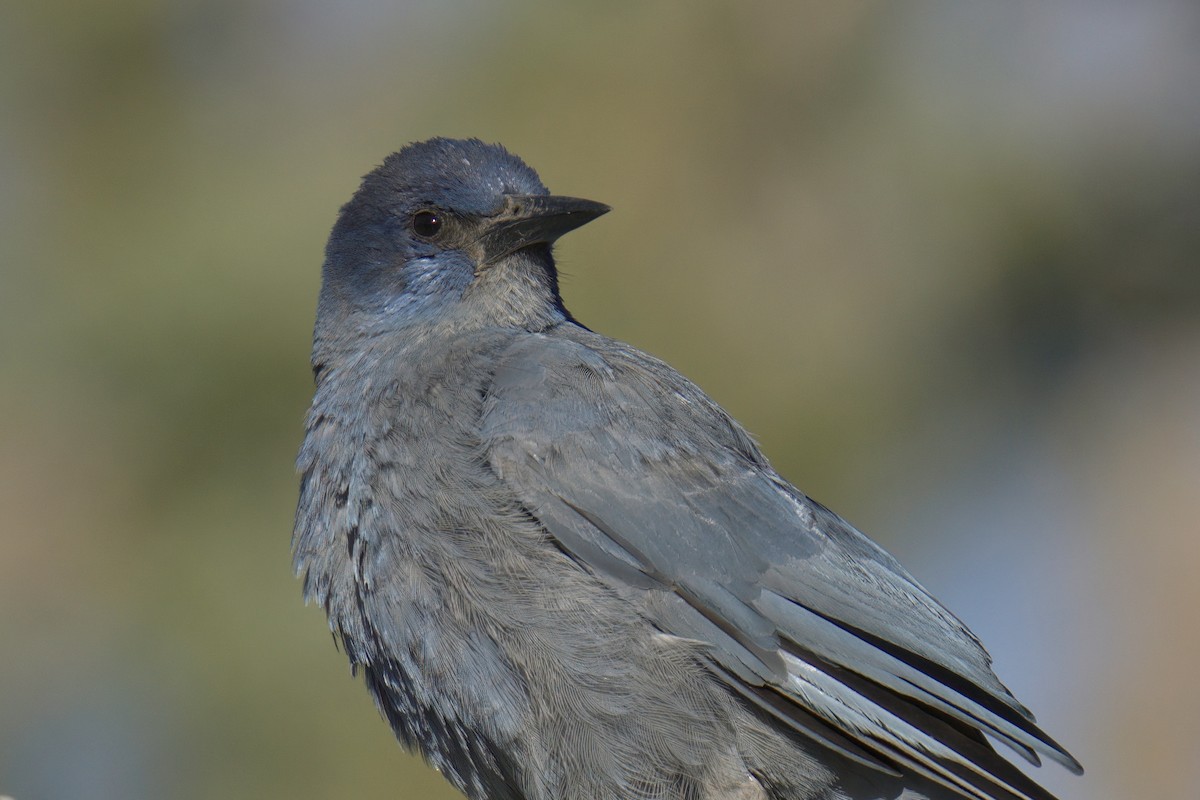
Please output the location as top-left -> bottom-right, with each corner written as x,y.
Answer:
293,138 -> 1082,800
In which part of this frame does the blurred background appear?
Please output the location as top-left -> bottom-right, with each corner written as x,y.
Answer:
2,2 -> 1197,799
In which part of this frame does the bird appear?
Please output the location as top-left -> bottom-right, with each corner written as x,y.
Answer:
293,137 -> 1082,800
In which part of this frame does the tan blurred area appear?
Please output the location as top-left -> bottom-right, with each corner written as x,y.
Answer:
1,3 -> 1197,799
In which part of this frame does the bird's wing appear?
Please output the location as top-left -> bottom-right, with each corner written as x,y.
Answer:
480,332 -> 1081,800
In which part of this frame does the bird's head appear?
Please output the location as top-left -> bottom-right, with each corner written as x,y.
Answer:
316,138 -> 608,346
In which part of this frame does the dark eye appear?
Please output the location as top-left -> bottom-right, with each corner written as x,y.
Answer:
412,210 -> 443,239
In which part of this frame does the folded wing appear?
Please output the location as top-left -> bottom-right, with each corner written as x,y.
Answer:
481,332 -> 1081,800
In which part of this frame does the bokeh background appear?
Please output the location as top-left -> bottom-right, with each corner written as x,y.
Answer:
2,2 -> 1197,799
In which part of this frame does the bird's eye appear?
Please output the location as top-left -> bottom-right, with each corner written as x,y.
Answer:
412,210 -> 443,239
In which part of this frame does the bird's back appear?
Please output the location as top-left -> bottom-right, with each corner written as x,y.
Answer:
295,321 -> 1016,800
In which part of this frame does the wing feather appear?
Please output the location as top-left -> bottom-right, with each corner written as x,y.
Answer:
481,331 -> 1081,799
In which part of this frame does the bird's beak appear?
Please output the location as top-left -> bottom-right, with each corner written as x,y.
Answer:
478,194 -> 610,266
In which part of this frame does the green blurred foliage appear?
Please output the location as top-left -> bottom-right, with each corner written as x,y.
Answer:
2,2 -> 1197,799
